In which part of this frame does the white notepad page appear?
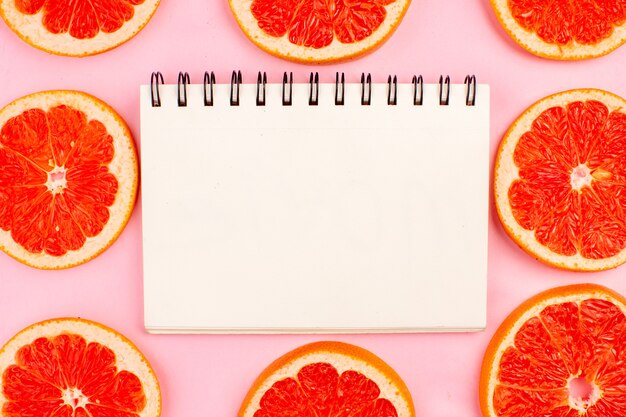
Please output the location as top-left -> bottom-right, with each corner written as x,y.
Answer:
140,79 -> 489,333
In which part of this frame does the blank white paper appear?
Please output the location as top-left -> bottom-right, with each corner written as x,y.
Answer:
140,81 -> 489,333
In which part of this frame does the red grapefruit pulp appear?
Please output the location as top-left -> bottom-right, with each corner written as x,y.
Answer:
481,284 -> 626,417
494,89 -> 626,270
0,91 -> 138,269
239,342 -> 414,417
0,0 -> 160,55
0,319 -> 161,417
229,0 -> 411,63
490,0 -> 626,59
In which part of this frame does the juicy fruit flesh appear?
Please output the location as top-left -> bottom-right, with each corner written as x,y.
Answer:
254,362 -> 398,417
493,298 -> 626,416
509,0 -> 626,46
250,0 -> 396,48
14,0 -> 146,39
2,333 -> 146,417
0,105 -> 118,257
508,100 -> 626,259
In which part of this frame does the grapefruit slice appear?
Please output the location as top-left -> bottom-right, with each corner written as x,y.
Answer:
0,90 -> 138,269
0,0 -> 160,56
480,284 -> 626,417
490,0 -> 626,59
239,341 -> 415,417
494,89 -> 626,271
228,0 -> 411,63
0,318 -> 161,417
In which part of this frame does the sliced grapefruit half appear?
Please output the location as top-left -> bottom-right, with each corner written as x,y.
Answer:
228,0 -> 411,63
494,89 -> 626,271
0,0 -> 160,56
0,90 -> 138,269
0,318 -> 161,417
490,0 -> 626,59
480,284 -> 626,417
239,341 -> 415,417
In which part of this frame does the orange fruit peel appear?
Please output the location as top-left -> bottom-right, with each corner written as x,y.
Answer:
480,283 -> 626,417
490,0 -> 626,60
0,0 -> 160,56
0,318 -> 161,417
494,89 -> 626,271
239,341 -> 415,417
0,90 -> 138,269
228,0 -> 411,63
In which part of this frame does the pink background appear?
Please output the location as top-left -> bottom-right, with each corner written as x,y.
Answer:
1,1 -> 626,416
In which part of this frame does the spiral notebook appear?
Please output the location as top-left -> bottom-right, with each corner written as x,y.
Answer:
140,72 -> 490,333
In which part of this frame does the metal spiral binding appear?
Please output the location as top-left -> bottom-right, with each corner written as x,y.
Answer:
309,72 -> 319,106
256,72 -> 267,106
204,71 -> 215,106
178,72 -> 190,107
282,72 -> 293,106
387,75 -> 398,106
150,72 -> 479,107
412,75 -> 423,106
465,75 -> 476,106
361,73 -> 371,106
335,72 -> 345,106
230,70 -> 242,106
439,75 -> 450,106
150,72 -> 164,107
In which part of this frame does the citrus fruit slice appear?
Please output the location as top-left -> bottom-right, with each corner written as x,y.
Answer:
228,0 -> 411,63
0,0 -> 160,56
480,284 -> 626,417
494,89 -> 626,271
239,341 -> 415,417
490,0 -> 626,59
0,318 -> 161,417
0,90 -> 138,269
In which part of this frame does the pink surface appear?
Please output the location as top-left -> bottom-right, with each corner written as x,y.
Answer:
1,1 -> 626,416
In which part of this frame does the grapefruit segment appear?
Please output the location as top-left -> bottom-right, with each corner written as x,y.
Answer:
0,0 -> 160,56
239,342 -> 414,417
0,90 -> 138,269
1,108 -> 53,171
490,0 -> 626,59
480,284 -> 626,417
0,318 -> 161,417
257,363 -> 395,417
494,89 -> 626,270
230,0 -> 411,63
